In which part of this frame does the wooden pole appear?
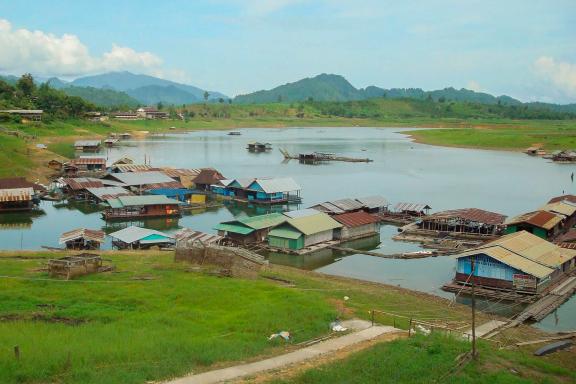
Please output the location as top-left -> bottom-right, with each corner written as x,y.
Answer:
371,310 -> 374,326
409,318 -> 413,337
14,345 -> 20,361
471,256 -> 478,360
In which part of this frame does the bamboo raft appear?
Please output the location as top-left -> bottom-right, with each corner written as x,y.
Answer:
279,149 -> 373,163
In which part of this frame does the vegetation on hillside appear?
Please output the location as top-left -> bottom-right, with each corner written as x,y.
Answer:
60,86 -> 139,108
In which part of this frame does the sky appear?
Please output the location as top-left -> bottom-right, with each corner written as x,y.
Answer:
0,0 -> 575,103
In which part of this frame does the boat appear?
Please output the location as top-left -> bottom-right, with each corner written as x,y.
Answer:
228,131 -> 242,136
279,148 -> 372,163
534,340 -> 572,356
247,142 -> 272,151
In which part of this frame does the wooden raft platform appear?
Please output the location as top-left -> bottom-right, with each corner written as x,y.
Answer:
329,246 -> 439,259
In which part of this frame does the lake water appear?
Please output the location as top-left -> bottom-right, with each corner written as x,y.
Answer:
1,127 -> 575,331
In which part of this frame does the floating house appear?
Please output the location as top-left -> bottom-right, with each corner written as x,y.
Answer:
59,228 -> 105,250
244,177 -> 301,204
449,231 -> 576,294
61,177 -> 106,199
85,186 -> 133,203
214,213 -> 286,244
192,168 -> 226,191
417,208 -> 506,236
333,211 -> 381,240
160,168 -> 202,188
541,200 -> 576,222
247,142 -> 272,151
105,171 -> 183,193
74,140 -> 101,153
109,226 -> 174,249
109,164 -> 155,173
355,196 -> 389,214
111,157 -> 135,167
67,157 -> 106,173
310,198 -> 364,215
103,195 -> 182,220
148,188 -> 205,204
267,211 -> 342,251
210,179 -> 234,196
394,202 -> 432,217
505,211 -> 564,240
0,177 -> 45,194
0,187 -> 36,212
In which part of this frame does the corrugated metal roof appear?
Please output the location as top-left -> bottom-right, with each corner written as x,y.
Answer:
213,223 -> 254,235
548,194 -> 576,204
330,198 -> 364,212
112,164 -> 155,172
70,157 -> 106,165
175,229 -> 223,245
108,171 -> 177,187
286,212 -> 342,235
455,231 -> 576,279
106,195 -> 182,208
355,196 -> 389,209
0,177 -> 45,192
0,187 -> 33,202
506,211 -> 563,230
248,177 -> 301,193
192,168 -> 225,185
555,229 -> 576,243
86,187 -> 133,200
74,140 -> 101,147
394,202 -> 431,212
62,177 -> 104,190
160,168 -> 202,178
230,178 -> 256,188
59,228 -> 105,244
540,201 -> 576,217
109,226 -> 173,244
283,209 -> 320,219
268,227 -> 302,239
237,213 -> 286,230
428,208 -> 506,225
333,211 -> 380,227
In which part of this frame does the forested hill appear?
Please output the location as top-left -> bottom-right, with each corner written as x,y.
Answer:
234,73 -> 576,114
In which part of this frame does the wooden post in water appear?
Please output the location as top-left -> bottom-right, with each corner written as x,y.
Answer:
471,256 -> 478,360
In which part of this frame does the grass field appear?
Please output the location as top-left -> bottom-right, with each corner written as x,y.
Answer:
269,334 -> 575,384
0,251 -> 572,384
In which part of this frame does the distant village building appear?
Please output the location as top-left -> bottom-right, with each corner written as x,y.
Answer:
220,177 -> 301,204
136,107 -> 168,119
74,140 -> 101,153
332,211 -> 381,240
67,157 -> 107,173
0,109 -> 43,122
111,112 -> 139,120
394,202 -> 432,217
193,168 -> 226,191
105,171 -> 183,193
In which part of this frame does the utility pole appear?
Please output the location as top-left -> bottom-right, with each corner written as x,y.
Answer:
471,256 -> 477,359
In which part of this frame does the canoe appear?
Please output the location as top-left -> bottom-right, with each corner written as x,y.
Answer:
534,340 -> 573,356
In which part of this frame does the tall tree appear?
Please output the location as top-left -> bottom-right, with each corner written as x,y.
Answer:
16,73 -> 36,98
203,91 -> 210,103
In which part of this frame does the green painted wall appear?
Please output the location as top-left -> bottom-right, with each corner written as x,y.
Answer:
268,235 -> 304,250
505,225 -> 547,239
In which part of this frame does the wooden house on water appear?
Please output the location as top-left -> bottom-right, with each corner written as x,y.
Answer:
394,202 -> 431,217
505,211 -> 564,240
103,195 -> 182,220
445,231 -> 576,295
247,142 -> 272,152
355,196 -> 389,214
59,228 -> 105,250
267,211 -> 342,251
105,171 -> 183,194
192,168 -> 226,191
109,226 -> 174,249
310,198 -> 364,215
214,213 -> 286,244
74,140 -> 101,153
416,208 -> 506,237
332,211 -> 381,240
67,157 -> 107,173
0,187 -> 37,212
85,186 -> 133,203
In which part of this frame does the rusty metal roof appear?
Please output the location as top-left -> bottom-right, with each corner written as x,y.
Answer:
0,177 -> 45,191
540,201 -> 576,217
193,168 -> 226,185
62,178 -> 104,190
160,168 -> 202,178
506,210 -> 563,230
86,187 -> 133,200
394,202 -> 431,212
456,231 -> 576,279
554,229 -> 576,243
70,157 -> 106,166
175,228 -> 223,245
0,187 -> 33,202
333,211 -> 380,227
428,208 -> 506,225
112,164 -> 155,172
59,228 -> 105,244
548,194 -> 576,204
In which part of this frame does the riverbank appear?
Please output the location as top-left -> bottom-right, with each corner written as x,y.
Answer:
0,249 -> 563,384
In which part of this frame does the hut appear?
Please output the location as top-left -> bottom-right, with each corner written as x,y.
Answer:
105,171 -> 183,193
47,159 -> 64,171
355,196 -> 389,214
85,186 -> 133,203
109,226 -> 174,249
148,188 -> 206,205
417,208 -> 506,236
333,211 -> 381,240
74,140 -> 101,153
0,177 -> 45,194
59,228 -> 105,250
214,213 -> 286,244
103,195 -> 182,220
67,157 -> 106,173
310,198 -> 364,215
449,231 -> 576,294
505,211 -> 564,240
394,202 -> 431,217
267,211 -> 342,251
555,229 -> 576,249
61,177 -> 105,199
244,177 -> 301,204
48,254 -> 103,279
211,179 -> 234,196
224,178 -> 255,199
0,187 -> 36,212
192,168 -> 226,191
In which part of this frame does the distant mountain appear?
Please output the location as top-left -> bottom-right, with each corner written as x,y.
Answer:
234,73 -> 576,113
60,86 -> 139,107
235,74 -> 364,103
45,77 -> 69,89
71,71 -> 227,104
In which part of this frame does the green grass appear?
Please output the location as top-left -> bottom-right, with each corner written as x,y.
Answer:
271,334 -> 575,384
0,252 -> 336,384
0,133 -> 34,178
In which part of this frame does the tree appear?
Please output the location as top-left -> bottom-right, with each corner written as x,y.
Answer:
16,73 -> 36,98
218,97 -> 224,103
228,99 -> 232,104
277,95 -> 283,103
203,91 -> 209,103
439,96 -> 446,103
157,101 -> 164,110
382,92 -> 387,99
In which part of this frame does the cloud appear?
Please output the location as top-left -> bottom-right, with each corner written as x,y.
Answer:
0,19 -> 162,77
466,80 -> 481,92
534,56 -> 576,98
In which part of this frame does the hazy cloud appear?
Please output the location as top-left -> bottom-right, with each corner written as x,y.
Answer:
534,56 -> 576,98
0,19 -> 162,77
466,80 -> 482,92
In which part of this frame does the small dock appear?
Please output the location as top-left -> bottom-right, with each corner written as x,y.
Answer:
279,149 -> 373,163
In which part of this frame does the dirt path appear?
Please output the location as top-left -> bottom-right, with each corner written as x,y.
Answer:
165,321 -> 404,384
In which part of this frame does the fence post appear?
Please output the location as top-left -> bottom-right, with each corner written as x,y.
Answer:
371,310 -> 374,326
409,318 -> 413,337
393,317 -> 396,329
14,345 -> 20,361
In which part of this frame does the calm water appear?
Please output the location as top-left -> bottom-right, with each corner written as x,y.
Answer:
1,127 -> 575,331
